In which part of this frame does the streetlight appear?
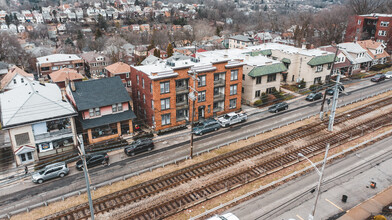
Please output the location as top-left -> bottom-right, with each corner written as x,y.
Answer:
298,143 -> 330,220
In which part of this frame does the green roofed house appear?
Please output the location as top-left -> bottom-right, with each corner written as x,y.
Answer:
242,55 -> 288,104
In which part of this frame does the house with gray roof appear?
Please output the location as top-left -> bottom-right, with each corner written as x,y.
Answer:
338,42 -> 373,74
229,35 -> 255,49
0,81 -> 78,165
66,77 -> 136,144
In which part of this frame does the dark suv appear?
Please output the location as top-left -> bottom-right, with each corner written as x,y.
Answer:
192,119 -> 221,135
76,153 -> 109,171
326,85 -> 345,96
371,74 -> 386,82
306,92 -> 323,101
268,102 -> 289,113
124,138 -> 154,156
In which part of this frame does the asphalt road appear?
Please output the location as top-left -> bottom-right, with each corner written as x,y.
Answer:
1,78 -> 391,216
225,131 -> 392,220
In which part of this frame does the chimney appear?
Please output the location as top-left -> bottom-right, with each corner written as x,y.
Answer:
70,81 -> 76,92
61,89 -> 67,101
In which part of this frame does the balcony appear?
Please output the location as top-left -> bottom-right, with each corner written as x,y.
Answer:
214,79 -> 225,87
34,128 -> 73,142
176,85 -> 189,94
213,107 -> 224,113
213,92 -> 225,101
176,100 -> 189,108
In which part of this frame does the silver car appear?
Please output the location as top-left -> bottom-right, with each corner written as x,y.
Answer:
31,162 -> 69,184
385,71 -> 392,79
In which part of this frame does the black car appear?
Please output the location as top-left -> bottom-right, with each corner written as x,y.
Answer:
305,92 -> 323,101
371,74 -> 386,82
76,153 -> 109,171
124,138 -> 154,156
268,102 -> 289,113
326,85 -> 345,96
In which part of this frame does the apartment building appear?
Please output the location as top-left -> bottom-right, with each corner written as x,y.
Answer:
36,54 -> 85,78
345,13 -> 392,53
129,55 -> 243,131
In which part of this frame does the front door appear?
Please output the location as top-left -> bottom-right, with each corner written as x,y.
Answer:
198,107 -> 205,119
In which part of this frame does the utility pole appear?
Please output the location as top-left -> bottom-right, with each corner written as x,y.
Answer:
188,70 -> 198,159
320,44 -> 339,120
77,135 -> 95,220
328,73 -> 341,131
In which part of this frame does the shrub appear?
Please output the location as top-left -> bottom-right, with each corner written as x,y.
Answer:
271,87 -> 283,101
297,79 -> 306,88
309,84 -> 322,91
253,100 -> 262,106
261,92 -> 268,104
370,63 -> 392,71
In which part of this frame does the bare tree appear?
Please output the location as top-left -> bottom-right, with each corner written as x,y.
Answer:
104,36 -> 128,63
0,32 -> 31,69
348,0 -> 388,15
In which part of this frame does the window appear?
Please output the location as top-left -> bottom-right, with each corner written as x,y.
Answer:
126,72 -> 129,78
137,75 -> 139,85
198,75 -> 206,87
15,133 -> 30,146
327,63 -> 332,70
95,107 -> 100,116
127,81 -> 131,87
89,109 -> 94,117
143,94 -> 146,103
162,113 -> 171,125
231,69 -> 238,81
316,65 -> 323,72
161,98 -> 170,110
198,91 -> 206,102
379,30 -> 387,36
20,152 -> 33,162
137,91 -> 140,99
151,100 -> 154,110
142,78 -> 145,88
118,103 -> 123,111
21,78 -> 24,83
229,98 -> 237,109
255,90 -> 261,98
266,87 -> 274,94
176,109 -> 188,120
52,66 -> 59,70
67,64 -> 73,68
160,81 -> 170,94
150,83 -> 153,93
314,77 -> 321,84
357,20 -> 361,25
381,21 -> 389,27
230,85 -> 237,95
267,74 -> 276,82
256,76 -> 262,84
242,74 -> 245,80
13,79 -> 17,84
112,104 -> 117,112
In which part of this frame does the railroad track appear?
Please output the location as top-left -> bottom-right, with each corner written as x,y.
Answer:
41,95 -> 392,220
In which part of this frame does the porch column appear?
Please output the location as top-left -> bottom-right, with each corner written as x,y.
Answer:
117,122 -> 122,136
129,120 -> 133,134
87,129 -> 93,145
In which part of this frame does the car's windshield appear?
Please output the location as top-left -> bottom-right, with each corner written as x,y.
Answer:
39,170 -> 45,175
223,114 -> 230,119
308,93 -> 315,97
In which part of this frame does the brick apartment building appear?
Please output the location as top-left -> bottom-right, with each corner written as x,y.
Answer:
130,56 -> 243,131
345,13 -> 392,53
36,54 -> 85,78
80,51 -> 110,78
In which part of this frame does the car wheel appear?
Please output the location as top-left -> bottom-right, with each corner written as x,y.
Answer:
214,128 -> 218,131
38,179 -> 43,184
59,173 -> 65,178
131,152 -> 135,156
285,106 -> 288,110
148,147 -> 152,151
200,132 -> 203,135
275,110 -> 278,113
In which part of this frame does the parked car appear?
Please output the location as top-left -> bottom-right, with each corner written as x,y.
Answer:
207,213 -> 240,220
326,85 -> 345,96
31,162 -> 69,184
124,138 -> 154,156
371,74 -> 386,82
385,71 -> 392,79
268,102 -> 289,113
193,119 -> 221,135
76,153 -> 109,171
217,112 -> 247,127
305,92 -> 323,101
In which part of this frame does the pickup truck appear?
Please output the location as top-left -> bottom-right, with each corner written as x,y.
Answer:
217,112 -> 247,127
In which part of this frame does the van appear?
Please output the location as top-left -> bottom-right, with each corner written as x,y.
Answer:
31,162 -> 69,184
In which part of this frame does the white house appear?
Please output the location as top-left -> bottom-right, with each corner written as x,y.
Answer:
0,66 -> 34,91
0,81 -> 78,165
17,24 -> 25,32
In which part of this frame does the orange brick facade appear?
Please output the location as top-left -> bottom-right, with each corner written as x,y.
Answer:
130,61 -> 243,131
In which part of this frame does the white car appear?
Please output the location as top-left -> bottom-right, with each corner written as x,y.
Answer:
385,71 -> 392,79
207,213 -> 240,220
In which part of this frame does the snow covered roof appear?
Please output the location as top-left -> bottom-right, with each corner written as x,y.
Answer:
36,54 -> 82,64
0,81 -> 76,128
338,43 -> 367,54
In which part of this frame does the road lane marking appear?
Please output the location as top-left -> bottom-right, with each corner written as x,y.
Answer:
296,214 -> 305,220
325,198 -> 344,211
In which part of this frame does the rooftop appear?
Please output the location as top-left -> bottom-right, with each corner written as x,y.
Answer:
36,54 -> 82,64
49,68 -> 84,83
0,66 -> 34,90
105,62 -> 130,74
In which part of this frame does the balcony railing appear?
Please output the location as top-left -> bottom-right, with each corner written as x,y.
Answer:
213,92 -> 225,101
34,128 -> 73,141
176,85 -> 189,94
176,100 -> 189,108
214,79 -> 225,87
